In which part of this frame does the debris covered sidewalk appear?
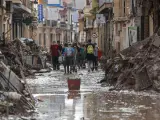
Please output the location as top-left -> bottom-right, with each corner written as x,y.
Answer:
0,38 -> 50,117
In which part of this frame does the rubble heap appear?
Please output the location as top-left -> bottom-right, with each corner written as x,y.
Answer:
100,34 -> 160,92
0,38 -> 43,78
0,61 -> 35,115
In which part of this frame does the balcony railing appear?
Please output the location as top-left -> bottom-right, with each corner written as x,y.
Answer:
99,0 -> 113,7
20,0 -> 31,9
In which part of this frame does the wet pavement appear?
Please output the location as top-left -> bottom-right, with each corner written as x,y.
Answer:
25,68 -> 160,120
4,68 -> 160,120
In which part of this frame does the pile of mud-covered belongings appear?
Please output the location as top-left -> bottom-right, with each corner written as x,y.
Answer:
0,38 -> 50,78
100,33 -> 160,92
0,61 -> 35,116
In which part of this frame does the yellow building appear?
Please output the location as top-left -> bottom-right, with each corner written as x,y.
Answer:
113,0 -> 137,53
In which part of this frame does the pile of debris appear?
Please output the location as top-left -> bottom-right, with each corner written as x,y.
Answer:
100,33 -> 160,92
0,61 -> 35,115
0,38 -> 50,116
0,38 -> 48,78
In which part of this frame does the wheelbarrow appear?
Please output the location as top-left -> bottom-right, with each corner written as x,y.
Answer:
67,78 -> 81,91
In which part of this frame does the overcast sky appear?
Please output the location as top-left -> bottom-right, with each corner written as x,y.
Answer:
75,0 -> 85,9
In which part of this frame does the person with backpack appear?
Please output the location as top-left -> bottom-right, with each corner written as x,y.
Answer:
64,43 -> 74,74
86,39 -> 95,72
50,41 -> 61,70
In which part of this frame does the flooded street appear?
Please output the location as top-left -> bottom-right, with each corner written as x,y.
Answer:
25,69 -> 160,120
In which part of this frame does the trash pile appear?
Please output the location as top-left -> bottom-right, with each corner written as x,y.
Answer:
0,38 -> 48,78
100,33 -> 160,92
0,38 -> 49,116
0,61 -> 35,115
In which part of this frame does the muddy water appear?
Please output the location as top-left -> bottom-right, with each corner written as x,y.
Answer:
26,69 -> 160,120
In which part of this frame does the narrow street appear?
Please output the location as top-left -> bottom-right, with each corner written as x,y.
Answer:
25,68 -> 160,120
1,0 -> 160,120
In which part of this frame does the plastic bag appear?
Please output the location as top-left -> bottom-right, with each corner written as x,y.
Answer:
58,56 -> 65,63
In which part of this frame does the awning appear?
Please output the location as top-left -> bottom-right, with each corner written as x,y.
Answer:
9,0 -> 22,4
13,4 -> 31,14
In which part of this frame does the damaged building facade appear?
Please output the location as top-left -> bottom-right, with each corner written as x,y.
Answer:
98,0 -> 160,91
112,0 -> 160,55
80,0 -> 160,57
0,0 -> 38,42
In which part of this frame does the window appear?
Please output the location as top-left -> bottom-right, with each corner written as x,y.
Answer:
56,34 -> 60,41
3,24 -> 5,33
44,33 -> 46,46
0,0 -> 2,5
15,23 -> 18,38
123,0 -> 126,16
39,34 -> 41,45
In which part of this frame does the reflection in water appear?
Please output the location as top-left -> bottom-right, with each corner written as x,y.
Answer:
28,70 -> 160,120
34,91 -> 160,120
34,91 -> 83,120
36,95 -> 65,120
68,91 -> 81,99
83,92 -> 160,120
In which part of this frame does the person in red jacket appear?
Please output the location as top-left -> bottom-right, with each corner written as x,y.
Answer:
50,41 -> 61,70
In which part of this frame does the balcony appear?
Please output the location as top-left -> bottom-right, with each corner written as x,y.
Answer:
98,0 -> 113,13
43,20 -> 57,28
83,6 -> 92,17
12,0 -> 31,14
99,0 -> 113,7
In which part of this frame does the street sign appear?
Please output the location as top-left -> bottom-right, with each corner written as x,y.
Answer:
38,4 -> 43,22
92,33 -> 98,38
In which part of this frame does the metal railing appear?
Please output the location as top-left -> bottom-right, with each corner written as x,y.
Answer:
99,0 -> 113,7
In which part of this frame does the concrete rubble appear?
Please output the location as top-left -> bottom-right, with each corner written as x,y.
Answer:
0,38 -> 50,78
100,33 -> 160,92
0,38 -> 51,116
0,61 -> 35,116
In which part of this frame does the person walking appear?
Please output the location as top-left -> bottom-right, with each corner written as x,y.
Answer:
64,43 -> 74,74
93,43 -> 98,71
71,44 -> 78,73
86,39 -> 95,72
79,44 -> 86,69
57,41 -> 62,70
75,44 -> 81,69
50,41 -> 61,70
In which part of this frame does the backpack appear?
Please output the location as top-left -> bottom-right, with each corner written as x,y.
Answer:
87,45 -> 94,54
66,47 -> 73,56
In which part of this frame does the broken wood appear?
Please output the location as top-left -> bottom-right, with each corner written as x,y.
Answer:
100,33 -> 160,92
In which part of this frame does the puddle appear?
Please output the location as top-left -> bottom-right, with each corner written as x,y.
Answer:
25,69 -> 160,120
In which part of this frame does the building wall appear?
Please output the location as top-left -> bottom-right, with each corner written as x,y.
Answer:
113,0 -> 134,52
0,1 -> 12,41
35,26 -> 58,51
149,14 -> 154,36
